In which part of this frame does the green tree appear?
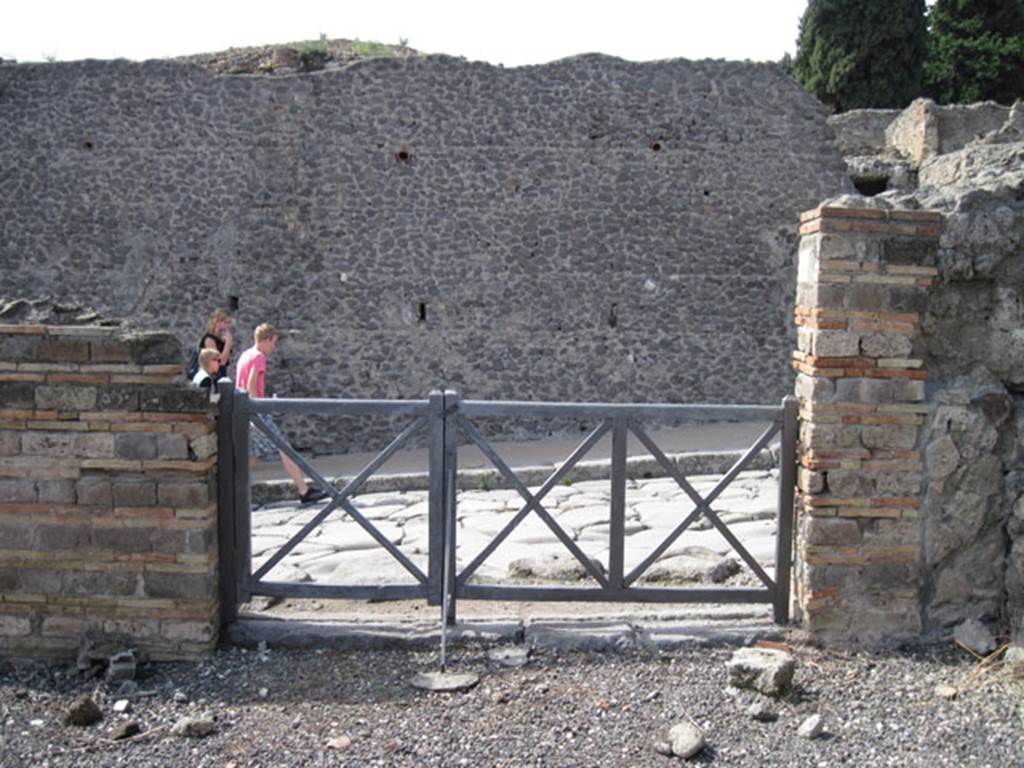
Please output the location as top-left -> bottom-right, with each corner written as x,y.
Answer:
793,0 -> 929,112
924,0 -> 1024,104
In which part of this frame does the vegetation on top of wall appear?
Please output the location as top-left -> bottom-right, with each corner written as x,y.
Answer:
173,35 -> 419,75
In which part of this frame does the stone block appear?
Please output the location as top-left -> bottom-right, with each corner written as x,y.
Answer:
161,620 -> 217,643
102,618 -> 159,639
798,467 -> 825,494
846,282 -> 885,311
0,615 -> 32,637
810,330 -> 861,358
888,286 -> 929,314
41,615 -> 87,637
0,382 -> 36,409
92,526 -> 151,553
112,481 -> 157,507
75,432 -> 115,458
156,433 -> 189,460
21,430 -> 77,457
62,570 -> 138,597
123,332 -> 181,365
96,385 -> 141,411
861,424 -> 918,451
35,384 -> 97,411
726,648 -> 795,695
144,571 -> 214,600
0,334 -> 40,362
801,422 -> 861,450
806,518 -> 861,546
36,524 -> 91,550
0,522 -> 33,549
892,378 -> 925,402
115,432 -> 157,460
836,378 -> 895,404
89,339 -> 133,363
0,478 -> 37,503
140,387 -> 208,413
795,373 -> 835,402
76,478 -> 113,507
35,338 -> 90,363
37,479 -> 76,504
881,237 -> 937,266
827,469 -> 875,497
0,430 -> 19,455
860,519 -> 920,548
875,472 -> 922,496
18,567 -> 62,593
157,482 -> 209,508
860,332 -> 913,358
189,433 -> 217,461
0,568 -> 17,590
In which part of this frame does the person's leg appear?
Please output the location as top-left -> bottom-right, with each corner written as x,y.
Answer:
278,450 -> 309,496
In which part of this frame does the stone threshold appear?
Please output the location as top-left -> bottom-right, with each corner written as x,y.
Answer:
223,607 -> 782,653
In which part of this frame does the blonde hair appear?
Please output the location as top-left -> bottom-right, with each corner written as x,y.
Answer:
254,323 -> 279,343
205,309 -> 231,335
198,348 -> 220,370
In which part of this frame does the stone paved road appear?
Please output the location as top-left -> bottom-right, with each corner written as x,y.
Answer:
249,470 -> 780,590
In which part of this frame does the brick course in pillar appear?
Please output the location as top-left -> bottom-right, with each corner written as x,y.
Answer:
0,324 -> 218,659
793,205 -> 941,644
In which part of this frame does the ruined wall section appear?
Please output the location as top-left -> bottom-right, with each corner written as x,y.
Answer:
0,56 -> 851,453
896,113 -> 1024,638
0,324 -> 219,659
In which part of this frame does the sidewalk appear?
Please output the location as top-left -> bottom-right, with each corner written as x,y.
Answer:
250,420 -> 778,502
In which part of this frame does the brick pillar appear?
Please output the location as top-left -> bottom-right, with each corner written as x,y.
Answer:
0,324 -> 219,659
792,205 -> 941,644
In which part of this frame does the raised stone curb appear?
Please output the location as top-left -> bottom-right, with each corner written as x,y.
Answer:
252,448 -> 778,506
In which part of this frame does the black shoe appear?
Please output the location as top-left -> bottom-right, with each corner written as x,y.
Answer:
299,487 -> 328,506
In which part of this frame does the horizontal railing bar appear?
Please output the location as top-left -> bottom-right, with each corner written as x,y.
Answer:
458,584 -> 773,603
246,397 -> 431,417
459,401 -> 781,421
245,580 -> 426,601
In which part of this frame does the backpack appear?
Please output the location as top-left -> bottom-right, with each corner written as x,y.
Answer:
185,344 -> 201,380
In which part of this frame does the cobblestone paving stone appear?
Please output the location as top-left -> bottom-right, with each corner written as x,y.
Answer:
250,470 -> 780,589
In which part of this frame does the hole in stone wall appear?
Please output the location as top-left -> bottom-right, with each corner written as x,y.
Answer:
853,178 -> 889,196
395,148 -> 412,163
417,302 -> 426,322
81,139 -> 94,151
229,295 -> 240,312
650,141 -> 662,152
608,303 -> 619,328
703,189 -> 711,197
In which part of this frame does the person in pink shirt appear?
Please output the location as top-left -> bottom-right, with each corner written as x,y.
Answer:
236,323 -> 326,506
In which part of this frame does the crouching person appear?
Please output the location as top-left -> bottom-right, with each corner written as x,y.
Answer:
191,348 -> 222,401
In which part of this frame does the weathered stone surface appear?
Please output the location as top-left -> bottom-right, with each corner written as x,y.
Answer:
0,56 -> 851,454
667,720 -> 706,758
726,648 -> 795,696
66,694 -> 102,726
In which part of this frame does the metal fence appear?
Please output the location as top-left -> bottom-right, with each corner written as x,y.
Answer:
217,383 -> 797,627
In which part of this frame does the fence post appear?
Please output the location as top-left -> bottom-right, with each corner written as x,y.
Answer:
216,379 -> 238,625
609,416 -> 628,590
774,395 -> 798,624
232,386 -> 252,603
443,389 -> 459,627
427,390 -> 445,606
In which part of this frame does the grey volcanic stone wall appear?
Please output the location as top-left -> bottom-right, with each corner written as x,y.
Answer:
0,55 -> 850,452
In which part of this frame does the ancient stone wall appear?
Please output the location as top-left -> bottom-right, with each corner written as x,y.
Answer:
0,56 -> 851,453
0,324 -> 219,659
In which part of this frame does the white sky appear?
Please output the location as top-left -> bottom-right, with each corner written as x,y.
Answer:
3,1 -> 809,66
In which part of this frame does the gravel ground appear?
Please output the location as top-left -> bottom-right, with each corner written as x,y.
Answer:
1,639 -> 1022,767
